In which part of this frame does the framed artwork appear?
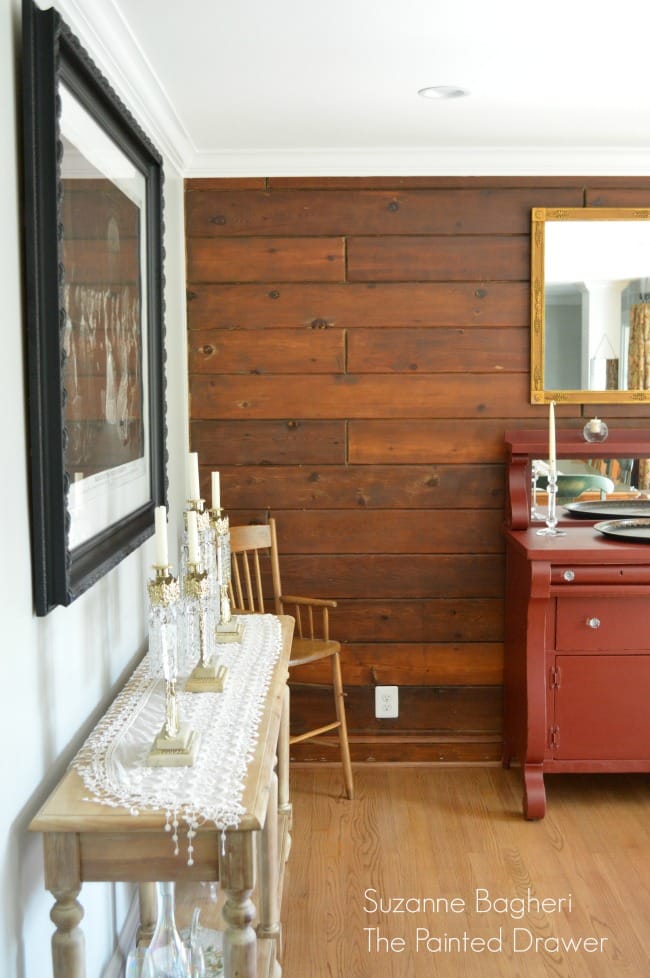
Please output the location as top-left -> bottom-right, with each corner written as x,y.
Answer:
22,0 -> 167,615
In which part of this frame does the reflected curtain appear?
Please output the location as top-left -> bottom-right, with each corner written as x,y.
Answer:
629,303 -> 650,489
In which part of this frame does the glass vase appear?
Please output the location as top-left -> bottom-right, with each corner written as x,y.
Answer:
143,881 -> 190,978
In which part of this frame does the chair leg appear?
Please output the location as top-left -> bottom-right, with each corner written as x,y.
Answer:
331,651 -> 354,799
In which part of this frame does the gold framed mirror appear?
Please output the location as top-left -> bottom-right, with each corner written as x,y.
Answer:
531,207 -> 650,404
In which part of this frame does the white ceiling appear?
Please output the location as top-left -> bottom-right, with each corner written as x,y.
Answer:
58,0 -> 650,176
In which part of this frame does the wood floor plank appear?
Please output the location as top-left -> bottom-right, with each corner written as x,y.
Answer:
281,767 -> 650,978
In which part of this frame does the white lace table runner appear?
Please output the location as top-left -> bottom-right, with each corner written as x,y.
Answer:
73,614 -> 282,862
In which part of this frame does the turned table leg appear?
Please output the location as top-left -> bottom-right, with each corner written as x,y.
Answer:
257,770 -> 281,955
43,832 -> 85,978
278,685 -> 292,823
220,830 -> 258,978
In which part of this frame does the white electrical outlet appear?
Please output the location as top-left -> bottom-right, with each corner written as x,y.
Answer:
375,685 -> 399,718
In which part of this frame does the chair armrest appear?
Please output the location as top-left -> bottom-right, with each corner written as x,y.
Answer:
281,594 -> 337,609
280,594 -> 337,641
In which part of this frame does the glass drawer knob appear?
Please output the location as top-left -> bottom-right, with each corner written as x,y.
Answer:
586,616 -> 601,629
563,570 -> 575,582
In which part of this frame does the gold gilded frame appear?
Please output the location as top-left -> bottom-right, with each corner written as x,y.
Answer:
530,206 -> 650,404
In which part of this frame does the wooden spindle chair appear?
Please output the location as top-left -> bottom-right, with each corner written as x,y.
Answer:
228,518 -> 354,799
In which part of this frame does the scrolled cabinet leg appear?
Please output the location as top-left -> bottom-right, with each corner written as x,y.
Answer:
523,764 -> 546,820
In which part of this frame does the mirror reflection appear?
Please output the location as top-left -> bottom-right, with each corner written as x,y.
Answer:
530,208 -> 650,404
531,455 -> 650,512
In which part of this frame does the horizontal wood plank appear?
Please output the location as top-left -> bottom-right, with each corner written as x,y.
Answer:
348,326 -> 528,373
289,735 -> 502,763
347,235 -> 529,282
266,176 -> 596,189
219,464 -> 505,508
586,189 -> 650,206
290,642 -> 504,686
348,419 -> 516,463
187,237 -> 345,282
189,327 -> 345,374
185,177 -> 267,191
277,554 -> 504,599
330,598 -> 504,643
185,187 -> 584,237
186,282 -> 529,330
191,421 -> 346,465
189,373 -> 539,419
266,508 -> 504,554
290,684 -> 502,734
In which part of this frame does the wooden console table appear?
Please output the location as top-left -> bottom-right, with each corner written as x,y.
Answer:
503,430 -> 650,819
30,615 -> 294,978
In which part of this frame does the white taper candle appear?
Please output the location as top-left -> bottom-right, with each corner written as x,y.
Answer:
187,452 -> 200,500
211,471 -> 221,510
154,505 -> 169,567
549,400 -> 556,476
187,509 -> 200,566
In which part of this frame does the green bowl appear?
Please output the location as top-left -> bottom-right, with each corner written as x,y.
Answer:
537,473 -> 615,503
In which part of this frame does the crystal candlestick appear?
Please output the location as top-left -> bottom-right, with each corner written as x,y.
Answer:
181,500 -> 219,611
182,562 -> 226,693
530,460 -> 544,521
147,566 -> 199,767
536,468 -> 566,537
210,507 -> 243,644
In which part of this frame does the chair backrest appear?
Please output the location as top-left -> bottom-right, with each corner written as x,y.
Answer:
228,519 -> 282,615
228,518 -> 331,642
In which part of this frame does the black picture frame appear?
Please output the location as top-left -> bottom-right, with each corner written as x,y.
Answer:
22,0 -> 167,616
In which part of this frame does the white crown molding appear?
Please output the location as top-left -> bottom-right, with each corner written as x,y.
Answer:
48,3 -> 650,180
52,0 -> 195,174
185,145 -> 650,179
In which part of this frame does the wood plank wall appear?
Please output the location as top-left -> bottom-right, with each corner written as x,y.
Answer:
184,176 -> 650,764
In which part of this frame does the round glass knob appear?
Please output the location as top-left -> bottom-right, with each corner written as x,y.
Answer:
563,570 -> 575,582
586,616 -> 601,629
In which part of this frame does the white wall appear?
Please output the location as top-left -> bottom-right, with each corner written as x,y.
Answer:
0,1 -> 189,976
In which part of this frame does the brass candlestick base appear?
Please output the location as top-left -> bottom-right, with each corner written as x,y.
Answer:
147,722 -> 200,767
185,661 -> 228,693
216,618 -> 243,644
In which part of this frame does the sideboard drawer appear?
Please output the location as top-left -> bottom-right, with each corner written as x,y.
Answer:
555,597 -> 649,651
551,564 -> 650,586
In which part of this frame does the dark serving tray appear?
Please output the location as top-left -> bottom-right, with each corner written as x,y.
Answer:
564,500 -> 650,520
594,518 -> 650,543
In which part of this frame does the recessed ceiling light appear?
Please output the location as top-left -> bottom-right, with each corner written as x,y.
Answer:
418,86 -> 470,100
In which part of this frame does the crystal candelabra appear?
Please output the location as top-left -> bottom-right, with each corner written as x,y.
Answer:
182,557 -> 227,693
210,506 -> 243,644
147,565 -> 199,766
181,498 -> 219,608
536,468 -> 566,537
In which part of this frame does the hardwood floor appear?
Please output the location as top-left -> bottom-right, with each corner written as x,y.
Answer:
280,766 -> 649,978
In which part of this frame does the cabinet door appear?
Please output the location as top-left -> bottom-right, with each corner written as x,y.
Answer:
553,655 -> 650,759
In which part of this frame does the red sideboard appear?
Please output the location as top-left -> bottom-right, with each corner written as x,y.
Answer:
503,430 -> 650,818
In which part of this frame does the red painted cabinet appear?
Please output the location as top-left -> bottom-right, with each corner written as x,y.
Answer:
503,430 -> 650,818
